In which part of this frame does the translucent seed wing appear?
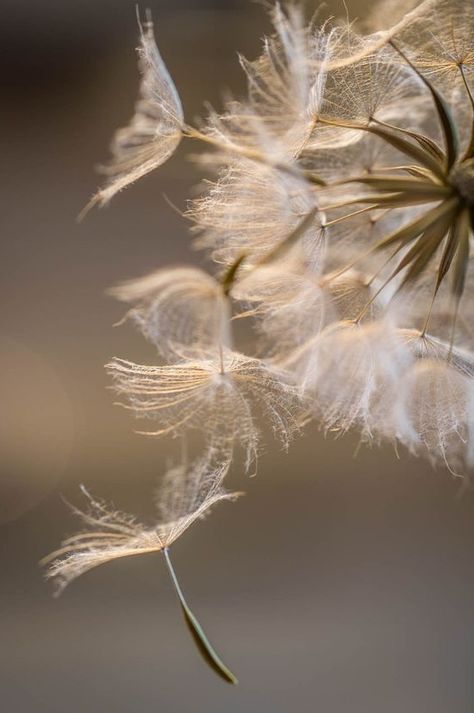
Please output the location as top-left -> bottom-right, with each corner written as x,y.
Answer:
88,15 -> 184,209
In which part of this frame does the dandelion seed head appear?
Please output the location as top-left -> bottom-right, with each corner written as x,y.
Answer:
47,2 -> 474,685
90,0 -> 474,489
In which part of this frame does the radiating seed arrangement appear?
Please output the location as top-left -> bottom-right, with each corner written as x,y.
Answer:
46,0 -> 474,683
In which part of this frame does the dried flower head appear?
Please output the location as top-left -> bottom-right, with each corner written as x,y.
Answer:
184,0 -> 474,474
50,0 -> 474,687
93,0 -> 474,474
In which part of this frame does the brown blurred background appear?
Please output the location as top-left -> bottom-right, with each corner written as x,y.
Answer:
1,1 -> 474,711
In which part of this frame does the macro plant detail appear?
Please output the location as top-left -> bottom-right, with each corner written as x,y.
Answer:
46,0 -> 474,684
43,448 -> 240,683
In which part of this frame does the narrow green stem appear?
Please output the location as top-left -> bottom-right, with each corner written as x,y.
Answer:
163,548 -> 238,685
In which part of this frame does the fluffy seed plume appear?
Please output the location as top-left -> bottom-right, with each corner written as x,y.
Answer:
190,162 -> 321,268
301,320 -> 413,437
84,14 -> 184,213
110,267 -> 230,361
43,448 -> 240,683
394,357 -> 474,474
44,448 -> 236,593
107,350 -> 304,470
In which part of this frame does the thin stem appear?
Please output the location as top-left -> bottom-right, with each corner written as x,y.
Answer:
354,278 -> 389,324
447,287 -> 465,360
321,246 -> 379,283
162,548 -> 238,685
183,126 -> 326,186
459,64 -> 474,159
366,241 -> 405,288
321,197 -> 378,212
459,63 -> 474,113
322,204 -> 377,228
448,309 -> 459,360
420,283 -> 439,337
218,341 -> 225,376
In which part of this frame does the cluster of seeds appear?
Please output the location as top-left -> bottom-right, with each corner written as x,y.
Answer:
47,0 -> 474,682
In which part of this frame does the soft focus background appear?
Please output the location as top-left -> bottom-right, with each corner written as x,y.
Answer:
1,1 -> 474,711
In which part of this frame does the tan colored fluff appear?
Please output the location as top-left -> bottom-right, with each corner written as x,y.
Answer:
44,448 -> 239,594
